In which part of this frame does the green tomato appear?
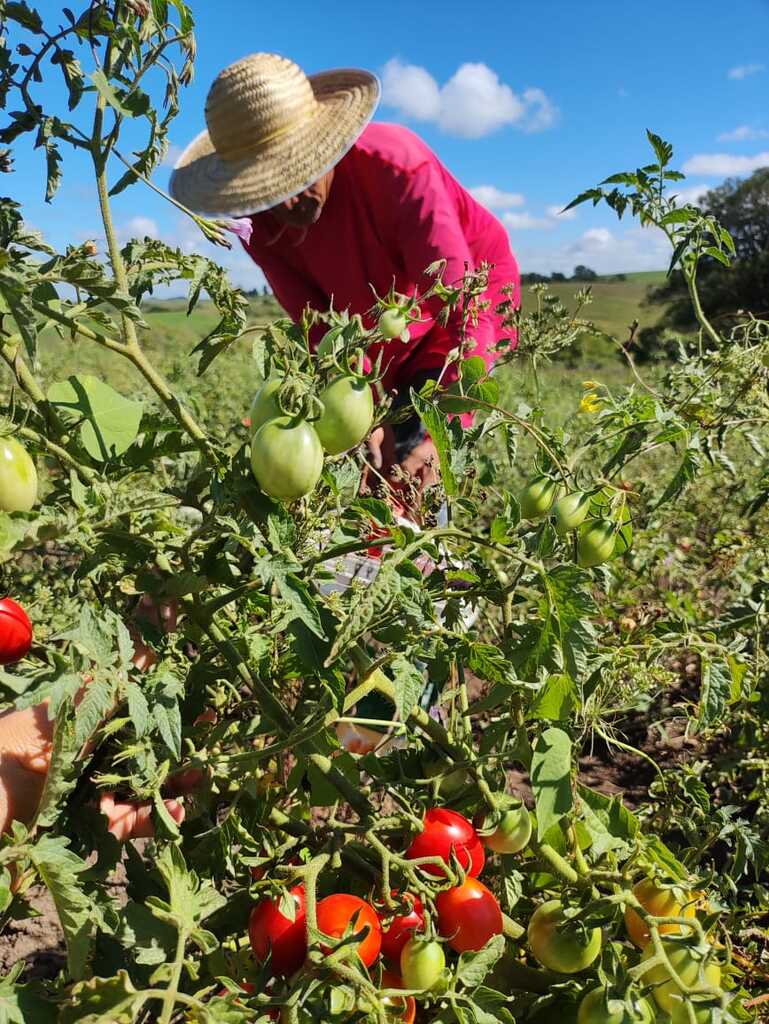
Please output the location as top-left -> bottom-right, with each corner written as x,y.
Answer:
640,940 -> 721,1015
483,805 -> 532,855
250,417 -> 323,501
527,900 -> 602,973
314,377 -> 374,455
248,378 -> 284,435
577,987 -> 654,1024
379,310 -> 408,340
669,994 -> 719,1024
577,519 -> 617,568
0,437 -> 37,513
553,491 -> 590,536
519,475 -> 559,519
399,937 -> 446,992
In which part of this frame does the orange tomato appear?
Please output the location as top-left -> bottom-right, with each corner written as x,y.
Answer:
624,879 -> 697,948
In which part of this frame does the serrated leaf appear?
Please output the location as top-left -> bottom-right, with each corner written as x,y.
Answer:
125,680 -> 150,738
698,655 -> 731,726
528,674 -> 576,720
33,701 -> 81,830
390,656 -> 425,720
47,375 -> 142,462
456,934 -> 505,987
412,391 -> 457,496
30,836 -> 93,981
577,785 -> 638,857
59,971 -> 145,1024
531,726 -> 572,840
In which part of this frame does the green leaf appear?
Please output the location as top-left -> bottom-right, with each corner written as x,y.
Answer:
33,701 -> 81,830
125,680 -> 150,738
528,674 -> 577,721
390,656 -> 425,720
531,726 -> 572,840
4,2 -> 44,33
47,375 -> 143,462
456,934 -> 505,988
412,391 -> 457,496
90,70 -> 151,119
59,971 -> 145,1024
577,785 -> 638,857
0,965 -> 56,1023
30,835 -> 93,981
698,654 -> 731,726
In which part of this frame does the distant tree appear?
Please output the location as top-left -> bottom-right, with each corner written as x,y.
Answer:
572,264 -> 598,281
551,272 -> 567,282
647,167 -> 769,328
521,272 -> 549,284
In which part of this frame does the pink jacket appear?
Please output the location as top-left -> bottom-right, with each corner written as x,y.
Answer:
241,122 -> 520,396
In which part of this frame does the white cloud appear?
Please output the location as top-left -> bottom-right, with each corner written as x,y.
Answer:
381,58 -> 558,138
380,60 -> 441,121
470,185 -> 525,209
502,211 -> 554,231
682,150 -> 769,175
716,124 -> 769,142
546,204 -> 577,221
122,215 -> 160,239
514,224 -> 671,276
671,183 -> 714,206
728,63 -> 765,80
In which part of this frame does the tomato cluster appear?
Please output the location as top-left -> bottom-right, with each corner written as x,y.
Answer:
518,475 -> 627,569
248,373 -> 374,502
246,804 -> 521,1016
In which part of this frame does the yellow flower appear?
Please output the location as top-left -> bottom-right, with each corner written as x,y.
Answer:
582,380 -> 599,389
580,393 -> 602,414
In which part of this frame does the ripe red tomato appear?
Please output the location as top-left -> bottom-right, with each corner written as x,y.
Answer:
436,878 -> 503,952
248,886 -> 307,977
0,597 -> 33,665
405,808 -> 485,878
379,892 -> 425,963
381,970 -> 416,1023
316,893 -> 382,967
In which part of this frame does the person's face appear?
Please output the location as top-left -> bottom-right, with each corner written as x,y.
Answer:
270,168 -> 335,227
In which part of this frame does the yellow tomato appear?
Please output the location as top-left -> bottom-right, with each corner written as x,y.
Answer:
624,879 -> 697,948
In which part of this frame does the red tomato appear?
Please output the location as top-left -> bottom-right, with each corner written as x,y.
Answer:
379,892 -> 425,963
248,886 -> 307,977
0,597 -> 33,665
405,808 -> 485,878
436,878 -> 503,952
317,893 -> 382,967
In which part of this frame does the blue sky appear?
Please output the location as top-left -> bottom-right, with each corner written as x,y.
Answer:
7,0 -> 769,287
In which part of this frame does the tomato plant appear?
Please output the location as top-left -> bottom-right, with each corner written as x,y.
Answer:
314,376 -> 374,455
381,970 -> 416,1023
0,597 -> 33,665
400,937 -> 446,993
316,893 -> 382,967
250,416 -> 324,500
248,886 -> 307,977
527,900 -> 602,973
0,436 -> 37,513
435,877 -> 503,952
0,7 -> 763,1022
405,808 -> 485,878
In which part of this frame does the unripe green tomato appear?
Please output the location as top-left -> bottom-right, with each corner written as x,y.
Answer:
519,475 -> 559,519
379,309 -> 408,340
577,987 -> 654,1024
669,995 -> 718,1024
0,437 -> 37,513
577,519 -> 617,568
553,491 -> 590,536
248,378 -> 283,435
400,937 -> 446,992
483,805 -> 532,855
640,941 -> 721,1014
250,417 -> 323,501
527,900 -> 602,973
314,376 -> 374,455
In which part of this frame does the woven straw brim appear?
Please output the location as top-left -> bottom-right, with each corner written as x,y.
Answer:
170,69 -> 380,218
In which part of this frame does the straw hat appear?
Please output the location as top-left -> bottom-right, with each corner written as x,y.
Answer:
169,53 -> 380,218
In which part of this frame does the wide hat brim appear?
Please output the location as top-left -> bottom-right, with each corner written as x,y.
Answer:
169,68 -> 380,219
